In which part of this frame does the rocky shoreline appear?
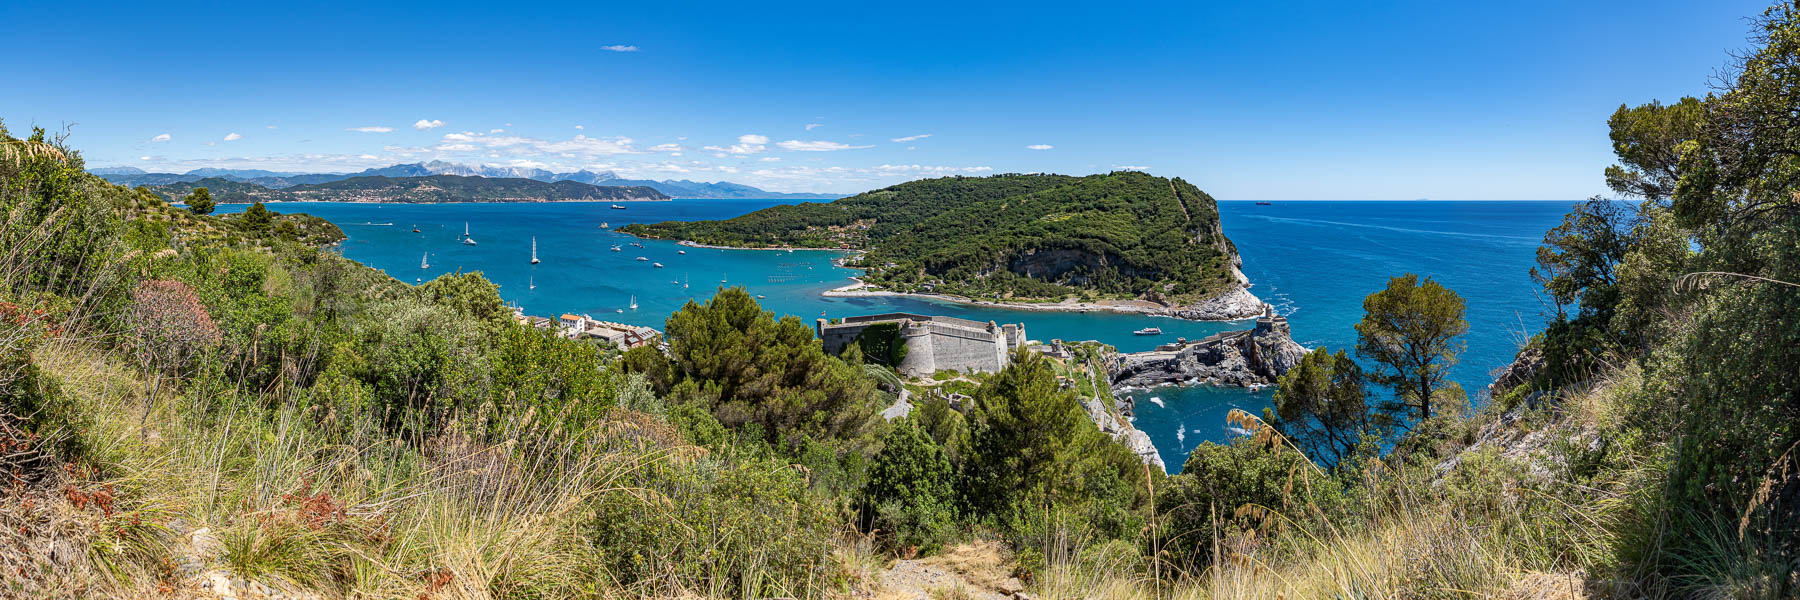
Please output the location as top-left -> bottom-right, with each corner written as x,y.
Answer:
822,279 -> 1267,322
1107,310 -> 1308,390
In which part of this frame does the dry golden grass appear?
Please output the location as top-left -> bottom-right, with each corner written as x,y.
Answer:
26,339 -> 674,599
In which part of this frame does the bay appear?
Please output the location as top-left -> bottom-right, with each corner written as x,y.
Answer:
222,199 -> 1574,472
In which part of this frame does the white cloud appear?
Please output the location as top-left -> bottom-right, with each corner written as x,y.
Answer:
1115,165 -> 1149,171
600,44 -> 639,52
760,156 -> 781,162
489,128 -> 504,133
704,134 -> 769,155
574,125 -> 585,130
206,142 -> 217,147
430,130 -> 643,158
413,119 -> 446,130
1026,144 -> 1053,150
891,133 -> 931,143
150,133 -> 171,143
139,156 -> 151,160
347,126 -> 394,133
805,123 -> 822,131
871,164 -> 994,175
265,125 -> 278,130
649,143 -> 683,152
777,140 -> 875,152
223,132 -> 243,141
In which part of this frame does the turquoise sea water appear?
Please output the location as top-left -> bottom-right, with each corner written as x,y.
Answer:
224,199 -> 1572,472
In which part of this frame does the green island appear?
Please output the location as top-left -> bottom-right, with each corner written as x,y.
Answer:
3,3 -> 1800,597
146,173 -> 669,204
622,172 -> 1252,310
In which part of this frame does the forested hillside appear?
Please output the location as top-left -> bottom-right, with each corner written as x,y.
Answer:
624,172 -> 1246,303
145,174 -> 668,204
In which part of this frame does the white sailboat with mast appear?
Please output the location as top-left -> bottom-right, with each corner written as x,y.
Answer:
530,237 -> 539,264
462,222 -> 477,245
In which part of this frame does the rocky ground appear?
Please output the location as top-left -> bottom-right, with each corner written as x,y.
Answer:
873,541 -> 1034,600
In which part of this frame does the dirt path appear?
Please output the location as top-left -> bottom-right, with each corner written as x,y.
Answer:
873,542 -> 1032,600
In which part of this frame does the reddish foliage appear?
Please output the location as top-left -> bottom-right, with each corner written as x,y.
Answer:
63,483 -> 116,517
280,477 -> 347,530
126,279 -> 222,373
421,567 -> 455,595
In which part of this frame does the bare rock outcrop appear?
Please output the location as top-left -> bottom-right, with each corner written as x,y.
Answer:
1109,310 -> 1307,389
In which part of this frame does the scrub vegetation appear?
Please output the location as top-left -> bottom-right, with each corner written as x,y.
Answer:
3,3 -> 1799,598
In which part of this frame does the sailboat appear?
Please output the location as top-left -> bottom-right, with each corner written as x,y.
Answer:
629,295 -> 638,311
421,252 -> 429,269
461,222 -> 477,245
530,237 -> 540,264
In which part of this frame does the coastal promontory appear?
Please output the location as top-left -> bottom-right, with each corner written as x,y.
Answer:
623,172 -> 1265,320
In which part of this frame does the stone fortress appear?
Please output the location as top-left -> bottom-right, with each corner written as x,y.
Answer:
817,313 -> 1028,377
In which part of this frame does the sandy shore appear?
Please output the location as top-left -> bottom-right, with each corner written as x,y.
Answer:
675,240 -> 848,252
822,279 -> 1267,322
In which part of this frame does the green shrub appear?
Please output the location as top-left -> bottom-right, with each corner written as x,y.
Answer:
585,455 -> 843,597
862,418 -> 956,553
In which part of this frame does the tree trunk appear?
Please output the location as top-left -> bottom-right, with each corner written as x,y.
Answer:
1419,374 -> 1431,420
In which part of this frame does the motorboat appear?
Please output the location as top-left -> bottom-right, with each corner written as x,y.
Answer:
611,204 -> 626,210
653,262 -> 664,268
636,256 -> 648,261
1134,327 -> 1163,336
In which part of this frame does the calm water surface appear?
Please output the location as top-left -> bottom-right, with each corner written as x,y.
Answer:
225,199 -> 1573,472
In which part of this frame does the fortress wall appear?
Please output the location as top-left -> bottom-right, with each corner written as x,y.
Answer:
897,322 -> 939,377
921,324 -> 1008,376
819,314 -> 1021,378
817,319 -> 867,355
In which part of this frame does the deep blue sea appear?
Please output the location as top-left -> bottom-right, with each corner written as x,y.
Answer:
222,199 -> 1573,472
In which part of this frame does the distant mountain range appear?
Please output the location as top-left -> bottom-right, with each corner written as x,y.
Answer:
94,161 -> 841,200
142,175 -> 668,204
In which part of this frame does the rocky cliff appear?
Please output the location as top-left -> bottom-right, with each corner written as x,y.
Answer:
1109,311 -> 1308,389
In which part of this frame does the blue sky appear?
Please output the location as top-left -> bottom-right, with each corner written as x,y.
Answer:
1,1 -> 1768,198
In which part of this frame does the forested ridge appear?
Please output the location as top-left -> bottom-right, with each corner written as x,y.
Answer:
145,173 -> 669,204
2,2 -> 1799,598
624,171 -> 1244,303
